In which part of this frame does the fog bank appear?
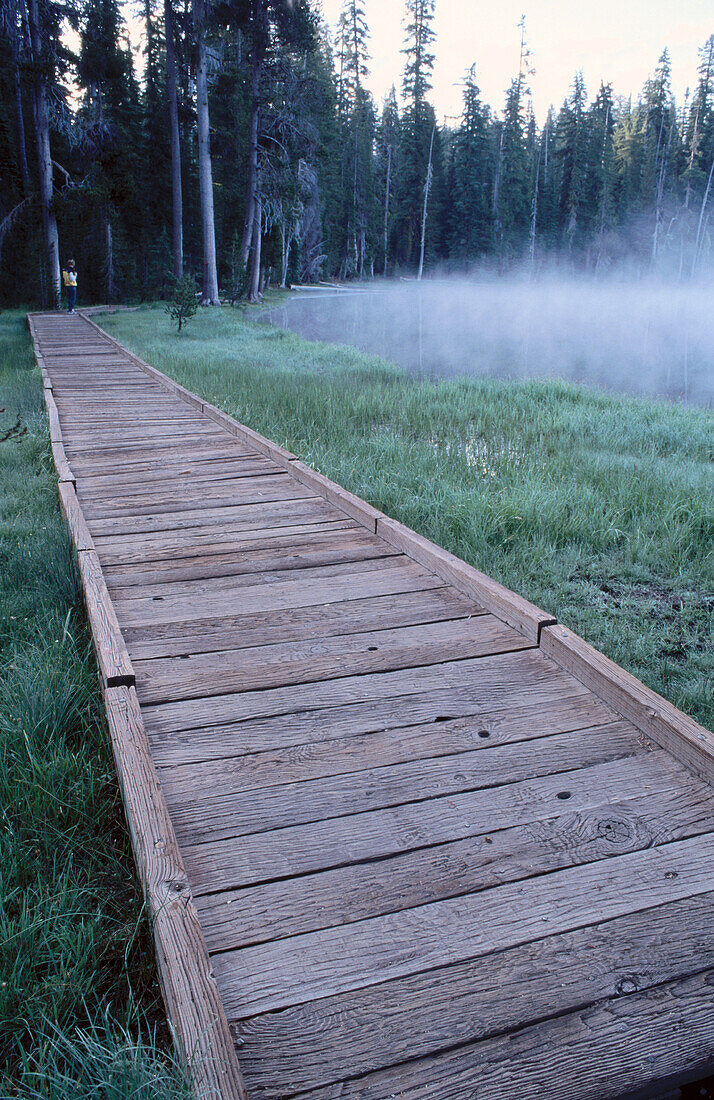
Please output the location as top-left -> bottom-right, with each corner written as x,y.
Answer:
263,277 -> 714,407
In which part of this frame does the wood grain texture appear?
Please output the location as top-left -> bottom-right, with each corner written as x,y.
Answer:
58,482 -> 95,551
542,624 -> 714,782
270,966 -> 714,1100
123,586 -> 478,661
233,890 -> 714,1096
141,648 -> 578,738
76,549 -> 135,686
147,683 -> 609,767
180,751 -> 684,894
213,829 -> 714,1017
199,777 -> 714,954
112,557 -> 443,629
163,722 -> 643,846
134,613 -> 530,703
103,689 -> 247,1099
103,528 -> 392,588
50,441 -> 76,485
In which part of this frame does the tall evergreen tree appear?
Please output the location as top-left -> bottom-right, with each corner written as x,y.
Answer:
396,0 -> 437,268
450,65 -> 492,260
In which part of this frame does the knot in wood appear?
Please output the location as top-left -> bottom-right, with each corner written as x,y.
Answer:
615,974 -> 639,995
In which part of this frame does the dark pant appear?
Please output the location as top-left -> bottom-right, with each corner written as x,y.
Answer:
67,286 -> 76,310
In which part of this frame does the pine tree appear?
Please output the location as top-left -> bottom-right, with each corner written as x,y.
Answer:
396,0 -> 437,269
450,65 -> 492,260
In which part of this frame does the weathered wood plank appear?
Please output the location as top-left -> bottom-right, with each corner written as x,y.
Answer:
123,586 -> 477,660
102,528 -> 391,588
50,442 -> 76,485
88,495 -> 325,538
163,723 -> 643,846
232,890 -> 714,1097
134,613 -> 531,703
58,482 -> 95,551
103,687 -> 247,1100
78,473 -> 308,519
198,777 -> 714,953
112,558 -> 443,629
76,549 -> 135,686
151,686 -> 611,774
141,648 -> 578,739
542,624 -> 714,784
180,751 -> 682,893
76,456 -> 279,492
212,830 -> 714,1017
92,504 -> 349,560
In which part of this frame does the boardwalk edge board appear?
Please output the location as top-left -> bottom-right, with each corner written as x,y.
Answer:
104,686 -> 248,1100
28,313 -> 248,1100
375,515 -> 556,644
541,624 -> 714,783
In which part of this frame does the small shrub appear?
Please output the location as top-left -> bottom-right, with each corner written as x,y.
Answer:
164,276 -> 198,332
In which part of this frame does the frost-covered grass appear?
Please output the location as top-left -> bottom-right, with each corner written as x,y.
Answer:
0,311 -> 189,1097
104,298 -> 713,728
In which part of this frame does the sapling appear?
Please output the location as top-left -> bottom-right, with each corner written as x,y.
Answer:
165,274 -> 199,331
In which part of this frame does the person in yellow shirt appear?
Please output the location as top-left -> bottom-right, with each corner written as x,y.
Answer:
62,260 -> 77,312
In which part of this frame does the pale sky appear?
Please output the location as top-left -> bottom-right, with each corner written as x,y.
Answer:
317,0 -> 713,122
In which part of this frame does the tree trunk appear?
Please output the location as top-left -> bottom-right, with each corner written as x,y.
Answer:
240,45 -> 261,267
383,143 -> 391,277
165,0 -> 183,278
27,0 -> 60,308
418,123 -> 435,281
105,215 -> 114,301
692,155 -> 714,276
11,0 -> 30,197
192,0 -> 219,304
248,193 -> 262,302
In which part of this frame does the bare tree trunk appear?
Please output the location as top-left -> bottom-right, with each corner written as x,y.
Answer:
248,193 -> 262,302
165,0 -> 183,278
692,156 -> 714,276
417,123 -> 435,281
27,0 -> 60,308
240,46 -> 261,267
193,0 -> 219,304
383,143 -> 391,277
529,141 -> 540,271
11,0 -> 30,196
105,216 -> 114,301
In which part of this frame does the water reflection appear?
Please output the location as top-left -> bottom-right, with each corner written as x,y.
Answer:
262,279 -> 714,406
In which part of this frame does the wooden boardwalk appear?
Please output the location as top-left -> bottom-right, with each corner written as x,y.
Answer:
30,310 -> 714,1100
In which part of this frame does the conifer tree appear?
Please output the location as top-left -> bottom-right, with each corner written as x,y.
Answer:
450,65 -> 492,259
396,0 -> 437,268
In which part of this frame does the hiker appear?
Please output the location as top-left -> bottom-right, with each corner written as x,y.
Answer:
62,260 -> 78,312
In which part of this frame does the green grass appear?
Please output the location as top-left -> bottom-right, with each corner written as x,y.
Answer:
103,298 -> 713,729
0,311 -> 190,1098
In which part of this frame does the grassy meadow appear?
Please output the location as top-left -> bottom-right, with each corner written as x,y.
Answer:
103,299 -> 713,729
0,310 -> 189,1098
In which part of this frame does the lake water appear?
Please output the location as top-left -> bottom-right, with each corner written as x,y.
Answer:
262,278 -> 714,406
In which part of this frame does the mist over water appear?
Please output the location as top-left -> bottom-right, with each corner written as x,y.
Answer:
263,277 -> 714,406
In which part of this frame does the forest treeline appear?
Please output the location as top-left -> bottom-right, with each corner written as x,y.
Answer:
1,0 -> 713,306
